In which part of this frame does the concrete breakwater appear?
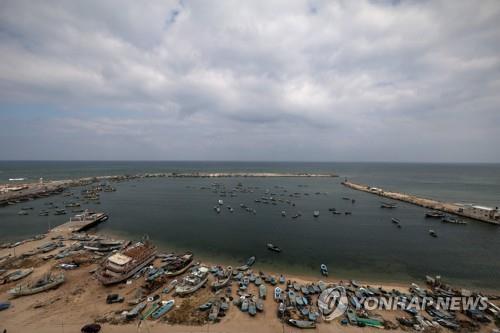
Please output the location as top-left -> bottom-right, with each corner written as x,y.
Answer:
0,172 -> 337,207
342,180 -> 500,225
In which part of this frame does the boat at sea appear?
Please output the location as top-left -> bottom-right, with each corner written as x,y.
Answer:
95,241 -> 157,285
442,216 -> 467,225
313,210 -> 320,217
175,266 -> 209,296
267,243 -> 281,253
425,211 -> 445,218
429,229 -> 438,238
211,266 -> 232,290
9,273 -> 65,298
381,202 -> 397,209
237,256 -> 256,271
320,264 -> 328,276
151,299 -> 175,319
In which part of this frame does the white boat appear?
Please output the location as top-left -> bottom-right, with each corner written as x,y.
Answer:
9,273 -> 65,297
6,267 -> 34,282
313,210 -> 320,217
218,199 -> 224,205
175,266 -> 209,296
274,287 -> 282,300
281,210 -> 286,216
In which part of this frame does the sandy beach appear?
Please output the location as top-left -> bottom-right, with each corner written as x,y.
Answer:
1,228 -> 499,333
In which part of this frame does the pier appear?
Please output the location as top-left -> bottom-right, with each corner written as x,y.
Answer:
52,211 -> 108,233
342,180 -> 500,225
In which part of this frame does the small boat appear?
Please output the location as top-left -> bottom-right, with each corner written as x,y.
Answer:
429,229 -> 438,238
151,300 -> 175,320
254,277 -> 262,286
425,211 -> 445,218
313,210 -> 320,217
381,202 -> 397,209
259,284 -> 267,299
211,266 -> 233,290
320,264 -> 328,276
38,211 -> 49,216
281,210 -> 286,216
391,218 -> 401,224
142,302 -> 160,320
241,298 -> 249,312
279,274 -> 285,284
7,267 -> 34,282
0,301 -> 10,311
277,302 -> 285,317
267,243 -> 281,253
175,267 -> 209,296
256,299 -> 264,311
208,302 -> 220,321
218,199 -> 224,205
17,210 -> 29,216
288,319 -> 316,329
248,299 -> 257,316
9,273 -> 65,297
442,216 -> 467,225
126,302 -> 147,319
274,287 -> 281,300
237,256 -> 255,271
199,302 -> 212,311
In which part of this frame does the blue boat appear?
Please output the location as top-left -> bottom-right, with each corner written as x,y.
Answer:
151,300 -> 175,320
0,301 -> 11,311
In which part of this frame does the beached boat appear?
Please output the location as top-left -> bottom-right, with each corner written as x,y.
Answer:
259,284 -> 267,299
267,243 -> 281,253
248,299 -> 257,316
0,301 -> 10,311
163,252 -> 194,276
95,241 -> 157,285
318,287 -> 348,321
208,301 -> 220,321
274,287 -> 281,300
126,302 -> 147,319
237,256 -> 256,271
142,302 -> 160,320
288,319 -> 316,329
211,266 -> 232,290
151,300 -> 175,320
9,273 -> 65,298
6,267 -> 34,282
175,266 -> 209,296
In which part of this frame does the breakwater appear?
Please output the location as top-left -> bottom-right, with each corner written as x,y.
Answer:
342,180 -> 500,225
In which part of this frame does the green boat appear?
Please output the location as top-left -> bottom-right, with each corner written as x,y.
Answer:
356,317 -> 384,328
141,302 -> 160,320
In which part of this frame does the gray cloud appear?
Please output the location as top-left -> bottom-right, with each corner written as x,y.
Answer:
0,0 -> 499,162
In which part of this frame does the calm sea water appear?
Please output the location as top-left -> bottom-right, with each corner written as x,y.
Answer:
1,161 -> 499,290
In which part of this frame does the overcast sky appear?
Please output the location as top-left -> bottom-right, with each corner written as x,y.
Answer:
0,1 -> 499,162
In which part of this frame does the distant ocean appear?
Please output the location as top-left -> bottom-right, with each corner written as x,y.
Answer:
1,161 -> 499,290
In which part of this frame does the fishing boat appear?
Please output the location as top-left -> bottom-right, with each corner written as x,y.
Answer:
237,256 -> 256,271
259,284 -> 267,299
381,202 -> 397,209
313,210 -> 320,217
211,266 -> 233,290
425,211 -> 445,218
95,241 -> 157,285
199,302 -> 213,311
429,229 -> 438,238
0,301 -> 10,311
274,287 -> 281,300
142,302 -> 160,320
288,319 -> 316,329
391,218 -> 401,224
248,299 -> 257,316
9,273 -> 65,297
256,299 -> 264,312
163,252 -> 194,276
151,300 -> 175,320
281,210 -> 286,216
267,243 -> 281,253
17,210 -> 28,216
208,302 -> 220,321
6,267 -> 34,282
175,266 -> 209,296
442,216 -> 467,225
218,199 -> 224,205
125,302 -> 147,319
320,264 -> 328,276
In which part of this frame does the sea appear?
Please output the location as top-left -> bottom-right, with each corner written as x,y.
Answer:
1,161 -> 499,290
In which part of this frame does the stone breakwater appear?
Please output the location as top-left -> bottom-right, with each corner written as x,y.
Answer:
0,172 -> 338,207
342,180 -> 500,225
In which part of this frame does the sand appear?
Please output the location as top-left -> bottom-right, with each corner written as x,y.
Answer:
0,230 -> 498,333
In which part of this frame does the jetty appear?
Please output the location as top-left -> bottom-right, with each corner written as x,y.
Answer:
342,180 -> 500,225
52,211 -> 109,233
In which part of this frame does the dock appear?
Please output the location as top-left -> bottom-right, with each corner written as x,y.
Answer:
342,180 -> 500,225
52,211 -> 109,233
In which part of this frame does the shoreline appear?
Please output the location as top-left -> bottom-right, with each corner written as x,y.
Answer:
1,228 -> 499,333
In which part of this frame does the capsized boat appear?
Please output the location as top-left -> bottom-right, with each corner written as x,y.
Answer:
288,319 -> 316,329
175,266 -> 209,296
9,273 -> 65,298
151,299 -> 175,320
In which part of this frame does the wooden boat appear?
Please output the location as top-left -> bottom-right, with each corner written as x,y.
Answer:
211,266 -> 232,290
208,302 -> 220,321
267,243 -> 281,253
288,319 -> 316,329
163,253 -> 194,276
274,287 -> 281,300
151,300 -> 175,320
441,216 -> 467,225
248,299 -> 257,316
9,273 -> 65,298
7,267 -> 34,282
125,302 -> 147,319
0,302 -> 10,311
381,202 -> 397,209
142,302 -> 160,320
313,210 -> 320,217
429,229 -> 438,238
320,264 -> 328,276
259,284 -> 267,299
175,267 -> 209,296
425,211 -> 445,218
391,218 -> 401,224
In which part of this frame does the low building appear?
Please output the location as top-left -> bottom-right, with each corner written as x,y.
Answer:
461,204 -> 499,221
